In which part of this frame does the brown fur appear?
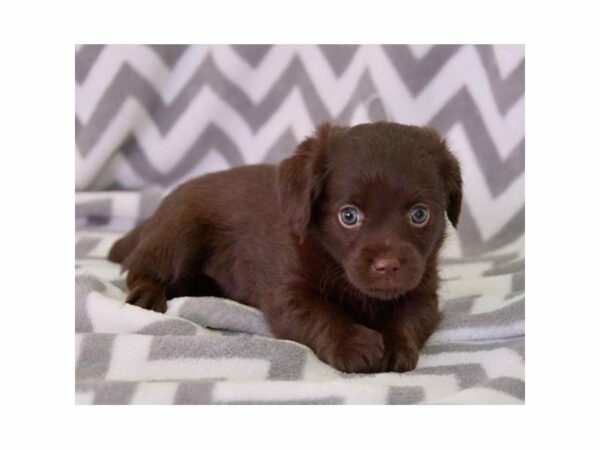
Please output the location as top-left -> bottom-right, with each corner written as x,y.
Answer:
108,121 -> 462,373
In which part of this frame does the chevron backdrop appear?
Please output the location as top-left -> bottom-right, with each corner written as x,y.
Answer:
75,44 -> 524,257
75,45 -> 525,404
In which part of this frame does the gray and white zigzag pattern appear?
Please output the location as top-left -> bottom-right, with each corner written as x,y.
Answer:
75,44 -> 524,257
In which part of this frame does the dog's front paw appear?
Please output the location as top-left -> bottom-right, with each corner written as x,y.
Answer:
322,324 -> 385,373
385,346 -> 419,373
126,284 -> 167,313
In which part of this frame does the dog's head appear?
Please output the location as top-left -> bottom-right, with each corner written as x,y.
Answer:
277,122 -> 462,300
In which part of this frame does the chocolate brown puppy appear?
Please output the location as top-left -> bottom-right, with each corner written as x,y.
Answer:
108,121 -> 462,373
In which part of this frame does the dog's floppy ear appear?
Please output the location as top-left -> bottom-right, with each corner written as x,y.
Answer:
276,123 -> 337,242
423,127 -> 463,228
438,139 -> 463,228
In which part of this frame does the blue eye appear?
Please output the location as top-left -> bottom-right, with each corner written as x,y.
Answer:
339,205 -> 362,228
409,204 -> 429,226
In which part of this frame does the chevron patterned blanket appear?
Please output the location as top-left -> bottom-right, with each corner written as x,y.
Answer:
75,191 -> 524,404
75,45 -> 525,404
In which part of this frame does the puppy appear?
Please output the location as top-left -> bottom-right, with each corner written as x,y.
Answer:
108,121 -> 462,373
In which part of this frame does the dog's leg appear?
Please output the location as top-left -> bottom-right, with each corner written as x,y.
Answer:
381,293 -> 441,373
125,272 -> 168,313
121,235 -> 173,313
262,288 -> 385,373
121,219 -> 213,313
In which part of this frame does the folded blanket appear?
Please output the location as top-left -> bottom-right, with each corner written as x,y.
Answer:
75,192 -> 524,404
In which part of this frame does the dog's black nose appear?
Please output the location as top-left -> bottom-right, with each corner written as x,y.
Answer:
371,258 -> 400,276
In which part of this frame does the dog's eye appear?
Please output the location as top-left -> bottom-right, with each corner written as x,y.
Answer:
339,205 -> 363,228
409,204 -> 430,227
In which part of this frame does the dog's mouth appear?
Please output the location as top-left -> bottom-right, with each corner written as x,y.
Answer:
343,266 -> 423,300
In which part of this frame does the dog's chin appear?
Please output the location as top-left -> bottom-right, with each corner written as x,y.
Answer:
359,287 -> 406,300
